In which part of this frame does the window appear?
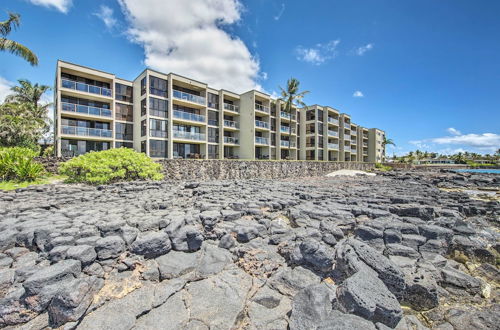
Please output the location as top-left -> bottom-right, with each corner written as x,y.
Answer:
207,93 -> 219,109
149,119 -> 167,138
141,98 -> 146,116
115,103 -> 133,122
116,142 -> 133,149
61,73 -> 111,89
306,110 -> 316,121
115,83 -> 133,103
141,77 -> 146,95
306,137 -> 315,148
173,143 -> 200,158
271,118 -> 276,131
149,97 -> 168,118
318,124 -> 324,135
115,123 -> 133,140
318,150 -> 323,160
141,119 -> 146,137
208,145 -> 218,159
318,110 -> 324,122
306,150 -> 315,160
306,123 -> 315,134
271,133 -> 276,146
149,140 -> 167,157
61,139 -> 109,157
208,110 -> 218,126
208,127 -> 218,143
150,76 -> 168,97
61,96 -> 110,109
141,141 -> 146,153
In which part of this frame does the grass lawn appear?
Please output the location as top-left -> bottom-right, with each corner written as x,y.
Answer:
0,175 -> 66,191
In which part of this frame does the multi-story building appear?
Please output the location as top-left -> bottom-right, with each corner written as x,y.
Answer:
54,60 -> 384,162
368,128 -> 386,162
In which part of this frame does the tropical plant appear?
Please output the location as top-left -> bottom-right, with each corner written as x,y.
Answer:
0,102 -> 48,149
59,148 -> 164,185
42,145 -> 54,157
0,147 -> 44,181
5,79 -> 51,110
0,13 -> 38,65
279,78 -> 309,159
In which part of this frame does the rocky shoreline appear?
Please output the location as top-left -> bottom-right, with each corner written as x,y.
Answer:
0,171 -> 498,329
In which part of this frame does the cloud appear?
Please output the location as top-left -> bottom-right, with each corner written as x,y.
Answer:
27,0 -> 72,13
94,5 -> 117,29
352,90 -> 364,98
410,131 -> 500,154
274,3 -> 285,21
446,127 -> 461,136
356,43 -> 374,56
117,0 -> 261,93
295,40 -> 340,65
0,77 -> 13,103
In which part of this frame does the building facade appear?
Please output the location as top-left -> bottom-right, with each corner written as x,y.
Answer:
54,61 -> 385,162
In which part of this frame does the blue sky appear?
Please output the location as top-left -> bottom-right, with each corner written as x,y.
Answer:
1,0 -> 499,155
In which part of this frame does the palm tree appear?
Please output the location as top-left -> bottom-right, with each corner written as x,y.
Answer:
0,13 -> 38,66
279,78 -> 309,160
5,79 -> 50,111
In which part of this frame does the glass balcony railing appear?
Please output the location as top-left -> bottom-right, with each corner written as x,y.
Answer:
61,79 -> 112,97
61,125 -> 112,138
150,130 -> 167,138
255,136 -> 268,145
172,89 -> 206,105
61,102 -> 112,118
280,126 -> 291,133
363,142 -> 368,147
224,136 -> 239,144
224,103 -> 239,112
328,118 -> 339,125
280,140 -> 290,147
173,110 -> 205,123
280,111 -> 295,120
172,130 -> 205,141
255,120 -> 269,129
224,120 -> 239,129
328,143 -> 339,149
255,103 -> 270,113
328,130 -> 338,137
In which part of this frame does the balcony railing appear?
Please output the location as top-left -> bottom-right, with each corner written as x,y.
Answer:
150,130 -> 167,138
255,136 -> 268,145
363,142 -> 368,147
328,118 -> 339,125
328,130 -> 338,137
280,140 -> 291,147
61,125 -> 112,138
172,89 -> 206,105
172,130 -> 205,141
255,120 -> 269,129
224,136 -> 239,144
255,103 -> 270,113
280,126 -> 291,133
224,103 -> 239,112
61,79 -> 112,97
224,120 -> 239,129
328,143 -> 339,149
280,111 -> 296,120
61,102 -> 112,118
173,110 -> 205,123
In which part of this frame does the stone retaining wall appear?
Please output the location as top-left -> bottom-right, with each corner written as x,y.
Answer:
34,157 -> 71,174
158,159 -> 375,181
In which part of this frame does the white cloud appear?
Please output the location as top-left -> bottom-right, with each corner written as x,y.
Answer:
356,43 -> 374,56
352,90 -> 364,98
274,3 -> 285,21
117,0 -> 261,93
94,5 -> 117,29
0,77 -> 13,103
295,40 -> 340,65
410,131 -> 500,154
28,0 -> 72,13
446,127 -> 461,136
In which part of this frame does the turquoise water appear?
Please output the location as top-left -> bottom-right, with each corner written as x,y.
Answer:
454,169 -> 500,174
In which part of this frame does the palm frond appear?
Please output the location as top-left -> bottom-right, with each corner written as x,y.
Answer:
0,38 -> 38,65
0,13 -> 20,36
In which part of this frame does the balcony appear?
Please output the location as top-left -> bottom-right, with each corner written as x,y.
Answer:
363,142 -> 368,147
61,79 -> 112,97
328,118 -> 339,125
280,126 -> 291,134
150,130 -> 167,138
223,103 -> 239,112
173,89 -> 206,105
280,111 -> 296,120
61,125 -> 112,138
255,103 -> 270,113
172,130 -> 205,141
224,136 -> 239,144
255,120 -> 269,129
61,102 -> 112,118
255,136 -> 268,145
280,140 -> 295,147
328,143 -> 339,149
328,130 -> 338,137
351,132 -> 357,137
224,120 -> 239,129
173,110 -> 205,123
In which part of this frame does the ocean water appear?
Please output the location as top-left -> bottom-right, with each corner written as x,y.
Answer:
454,169 -> 500,174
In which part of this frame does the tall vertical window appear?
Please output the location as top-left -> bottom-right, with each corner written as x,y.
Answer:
318,110 -> 324,122
115,83 -> 133,103
141,77 -> 146,95
208,127 -> 218,143
149,97 -> 168,118
149,140 -> 167,158
208,110 -> 218,126
208,145 -> 218,159
141,141 -> 146,153
149,119 -> 167,138
207,93 -> 219,109
150,76 -> 168,97
115,103 -> 133,122
141,98 -> 146,116
141,119 -> 146,137
115,123 -> 133,140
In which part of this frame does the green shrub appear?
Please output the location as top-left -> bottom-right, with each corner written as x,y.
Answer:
0,147 -> 45,181
42,145 -> 54,157
375,163 -> 392,171
59,148 -> 164,185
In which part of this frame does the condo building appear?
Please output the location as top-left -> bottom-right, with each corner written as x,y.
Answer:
54,61 -> 384,162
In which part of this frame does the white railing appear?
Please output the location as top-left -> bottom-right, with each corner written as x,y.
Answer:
61,125 -> 112,138
224,136 -> 238,144
255,120 -> 269,129
62,79 -> 112,97
61,102 -> 112,118
363,142 -> 368,147
224,103 -> 239,112
328,130 -> 338,137
173,110 -> 205,123
328,143 -> 339,149
173,130 -> 205,141
172,89 -> 206,105
255,136 -> 268,144
255,103 -> 270,113
224,120 -> 239,129
280,140 -> 290,147
280,126 -> 290,133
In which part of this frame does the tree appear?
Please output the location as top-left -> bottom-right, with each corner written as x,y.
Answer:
0,102 -> 48,149
5,79 -> 51,111
0,13 -> 38,66
279,78 -> 309,160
